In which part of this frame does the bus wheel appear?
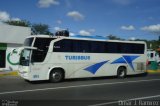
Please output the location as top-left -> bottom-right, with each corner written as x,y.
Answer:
49,69 -> 64,83
117,67 -> 127,78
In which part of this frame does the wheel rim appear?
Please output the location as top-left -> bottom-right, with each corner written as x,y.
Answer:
52,72 -> 61,81
118,67 -> 126,78
119,70 -> 125,77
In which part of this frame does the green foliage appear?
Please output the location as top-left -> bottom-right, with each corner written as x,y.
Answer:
4,20 -> 53,35
107,35 -> 160,50
133,39 -> 160,50
31,23 -> 53,35
4,19 -> 160,49
4,20 -> 30,27
107,35 -> 124,40
146,40 -> 160,50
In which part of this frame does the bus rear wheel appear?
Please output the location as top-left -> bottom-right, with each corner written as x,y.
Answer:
49,69 -> 64,83
117,67 -> 127,78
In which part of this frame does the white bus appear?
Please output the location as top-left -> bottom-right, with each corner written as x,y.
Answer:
147,50 -> 160,64
18,35 -> 147,82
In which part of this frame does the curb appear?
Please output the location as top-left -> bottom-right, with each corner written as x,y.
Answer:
147,70 -> 160,74
0,71 -> 18,77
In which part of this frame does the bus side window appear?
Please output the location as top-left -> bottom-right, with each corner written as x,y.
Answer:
53,39 -> 72,52
53,41 -> 62,52
150,53 -> 154,58
107,42 -> 118,53
72,40 -> 90,53
90,41 -> 106,53
81,41 -> 90,53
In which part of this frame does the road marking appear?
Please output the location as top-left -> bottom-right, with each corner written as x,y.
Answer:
0,78 -> 160,95
89,94 -> 160,106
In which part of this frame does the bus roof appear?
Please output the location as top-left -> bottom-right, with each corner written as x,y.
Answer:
26,35 -> 146,44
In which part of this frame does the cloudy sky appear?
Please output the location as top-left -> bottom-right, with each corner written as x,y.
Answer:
0,0 -> 160,40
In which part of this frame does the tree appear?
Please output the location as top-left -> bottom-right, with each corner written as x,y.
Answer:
107,34 -> 124,40
4,20 -> 53,35
134,39 -> 160,50
31,24 -> 53,35
147,40 -> 160,50
4,20 -> 30,27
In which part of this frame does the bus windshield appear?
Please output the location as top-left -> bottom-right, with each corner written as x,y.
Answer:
24,38 -> 34,46
31,38 -> 55,62
19,49 -> 31,66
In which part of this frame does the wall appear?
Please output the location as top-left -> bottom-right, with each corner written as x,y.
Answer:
0,23 -> 31,44
6,44 -> 22,71
0,23 -> 31,71
0,43 -> 22,71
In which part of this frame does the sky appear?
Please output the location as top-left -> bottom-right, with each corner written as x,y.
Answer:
0,0 -> 160,40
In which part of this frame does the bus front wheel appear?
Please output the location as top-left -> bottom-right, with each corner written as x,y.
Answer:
49,69 -> 64,83
117,66 -> 127,78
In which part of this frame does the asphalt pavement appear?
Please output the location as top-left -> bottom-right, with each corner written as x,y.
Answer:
0,73 -> 160,106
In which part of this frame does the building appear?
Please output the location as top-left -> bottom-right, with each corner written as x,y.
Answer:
0,22 -> 31,71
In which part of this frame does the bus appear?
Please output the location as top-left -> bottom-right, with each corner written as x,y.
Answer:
18,34 -> 147,82
147,49 -> 160,65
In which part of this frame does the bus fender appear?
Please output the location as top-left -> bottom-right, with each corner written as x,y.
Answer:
47,66 -> 65,80
116,64 -> 128,73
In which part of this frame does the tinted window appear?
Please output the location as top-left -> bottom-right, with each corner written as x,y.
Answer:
106,42 -> 144,54
53,39 -> 144,54
53,39 -> 72,52
53,39 -> 90,53
31,38 -> 54,62
24,38 -> 34,46
90,41 -> 106,53
106,42 -> 118,53
150,53 -> 154,58
72,40 -> 90,53
133,44 -> 144,54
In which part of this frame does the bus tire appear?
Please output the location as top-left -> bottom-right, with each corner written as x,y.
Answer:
117,66 -> 127,78
49,69 -> 64,83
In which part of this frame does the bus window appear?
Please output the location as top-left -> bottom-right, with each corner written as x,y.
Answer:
54,39 -> 91,53
107,42 -> 118,53
90,41 -> 106,53
32,38 -> 54,62
72,40 -> 90,53
24,38 -> 34,46
150,53 -> 154,58
53,39 -> 72,52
